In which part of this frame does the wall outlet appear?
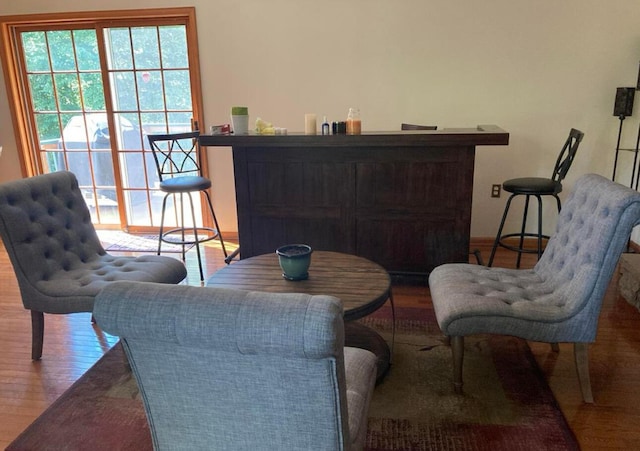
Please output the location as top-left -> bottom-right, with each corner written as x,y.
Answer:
491,184 -> 501,198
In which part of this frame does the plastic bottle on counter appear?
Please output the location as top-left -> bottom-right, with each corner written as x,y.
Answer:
346,108 -> 361,135
322,116 -> 330,135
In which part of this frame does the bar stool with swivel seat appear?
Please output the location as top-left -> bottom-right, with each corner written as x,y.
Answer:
148,131 -> 228,282
488,128 -> 584,268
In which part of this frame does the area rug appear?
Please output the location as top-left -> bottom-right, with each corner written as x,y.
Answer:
98,231 -> 194,253
6,306 -> 579,451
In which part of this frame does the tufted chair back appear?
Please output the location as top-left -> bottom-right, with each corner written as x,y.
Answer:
0,171 -> 105,305
0,171 -> 187,360
94,281 -> 377,451
534,173 -> 640,338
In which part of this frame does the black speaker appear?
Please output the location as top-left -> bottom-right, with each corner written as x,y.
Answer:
613,87 -> 635,117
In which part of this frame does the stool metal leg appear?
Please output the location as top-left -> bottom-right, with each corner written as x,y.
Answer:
158,193 -> 170,256
516,194 -> 531,269
203,190 -> 228,259
186,191 -> 205,283
535,194 -> 543,261
488,193 -> 516,267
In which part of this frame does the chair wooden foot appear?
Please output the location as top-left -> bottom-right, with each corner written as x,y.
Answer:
451,335 -> 464,394
574,342 -> 594,403
31,310 -> 44,361
551,342 -> 560,352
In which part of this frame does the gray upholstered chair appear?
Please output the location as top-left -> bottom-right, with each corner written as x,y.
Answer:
429,173 -> 640,403
0,171 -> 187,360
94,281 -> 377,451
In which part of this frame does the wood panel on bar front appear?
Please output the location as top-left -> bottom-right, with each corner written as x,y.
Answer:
200,125 -> 509,276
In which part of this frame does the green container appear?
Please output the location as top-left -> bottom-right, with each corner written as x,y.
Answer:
231,106 -> 248,115
276,244 -> 312,281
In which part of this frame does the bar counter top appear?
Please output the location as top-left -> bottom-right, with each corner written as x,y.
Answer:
199,125 -> 509,148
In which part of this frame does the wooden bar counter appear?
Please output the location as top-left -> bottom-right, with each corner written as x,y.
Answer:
200,125 -> 509,277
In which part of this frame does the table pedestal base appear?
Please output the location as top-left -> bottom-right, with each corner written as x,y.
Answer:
345,322 -> 391,383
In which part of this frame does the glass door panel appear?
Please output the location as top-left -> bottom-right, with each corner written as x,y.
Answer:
17,19 -> 200,230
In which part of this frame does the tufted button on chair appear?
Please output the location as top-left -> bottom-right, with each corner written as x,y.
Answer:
0,171 -> 187,360
94,281 -> 377,451
429,174 -> 640,403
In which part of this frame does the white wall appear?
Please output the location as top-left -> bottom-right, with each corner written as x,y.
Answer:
1,0 -> 639,237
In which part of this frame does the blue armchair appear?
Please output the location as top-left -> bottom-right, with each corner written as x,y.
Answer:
429,173 -> 640,403
94,281 -> 377,450
0,171 -> 187,360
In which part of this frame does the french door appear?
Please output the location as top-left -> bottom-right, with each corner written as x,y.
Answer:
1,9 -> 205,231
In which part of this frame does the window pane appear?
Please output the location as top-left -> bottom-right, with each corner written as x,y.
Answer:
168,112 -> 192,133
42,151 -> 66,172
60,114 -> 89,150
96,188 -> 119,224
126,190 -> 152,225
137,70 -> 164,110
54,73 -> 82,111
121,152 -> 143,188
164,70 -> 191,110
29,74 -> 56,111
160,26 -> 188,69
22,32 -> 50,72
92,151 -> 115,186
106,28 -> 133,70
35,114 -> 62,146
79,73 -> 105,111
48,31 -> 76,71
131,27 -> 160,69
114,113 -> 143,150
66,151 -> 91,184
145,152 -> 160,187
73,29 -> 100,71
141,112 -> 166,135
111,72 -> 138,111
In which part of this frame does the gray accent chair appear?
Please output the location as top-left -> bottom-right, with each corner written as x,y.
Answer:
0,171 -> 187,360
94,281 -> 377,451
429,173 -> 640,403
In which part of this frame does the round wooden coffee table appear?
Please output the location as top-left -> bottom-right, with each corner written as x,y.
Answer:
206,251 -> 394,380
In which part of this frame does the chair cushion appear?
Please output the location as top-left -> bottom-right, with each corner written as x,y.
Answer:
503,177 -> 561,195
428,263 -> 597,342
343,346 -> 377,450
31,254 -> 187,313
160,175 -> 211,193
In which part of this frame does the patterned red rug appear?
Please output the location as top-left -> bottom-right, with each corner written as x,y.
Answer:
7,306 -> 579,451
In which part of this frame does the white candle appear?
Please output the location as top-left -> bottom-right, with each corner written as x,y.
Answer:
304,114 -> 317,135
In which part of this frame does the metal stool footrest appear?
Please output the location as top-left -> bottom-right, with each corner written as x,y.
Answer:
496,232 -> 550,254
161,227 -> 221,246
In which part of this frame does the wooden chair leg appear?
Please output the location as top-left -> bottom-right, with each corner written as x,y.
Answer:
451,335 -> 465,394
551,342 -> 560,352
574,342 -> 594,403
31,310 -> 44,361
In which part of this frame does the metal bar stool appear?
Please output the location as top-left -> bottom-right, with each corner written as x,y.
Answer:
488,128 -> 584,268
148,131 -> 228,282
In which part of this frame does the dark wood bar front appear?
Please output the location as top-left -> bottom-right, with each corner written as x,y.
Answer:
200,125 -> 509,277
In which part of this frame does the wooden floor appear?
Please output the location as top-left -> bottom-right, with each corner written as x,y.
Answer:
1,239 -> 640,449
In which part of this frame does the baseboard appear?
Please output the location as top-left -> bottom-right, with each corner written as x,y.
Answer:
470,237 -> 498,247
